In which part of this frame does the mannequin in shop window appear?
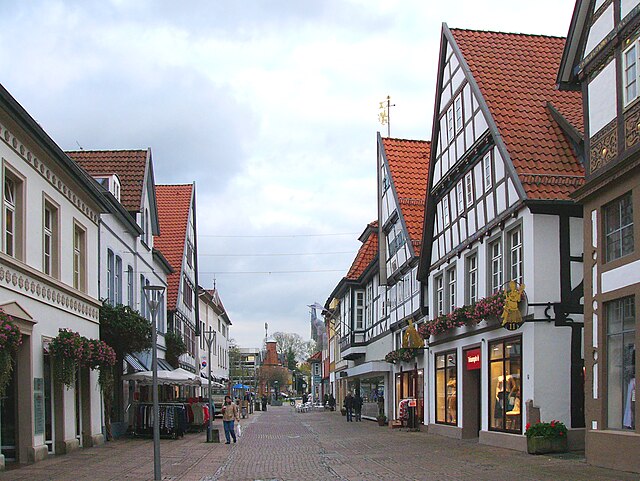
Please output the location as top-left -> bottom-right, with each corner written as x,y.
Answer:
623,348 -> 636,430
494,374 -> 517,428
446,378 -> 456,423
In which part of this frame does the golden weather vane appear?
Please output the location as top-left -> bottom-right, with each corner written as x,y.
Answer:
378,95 -> 395,137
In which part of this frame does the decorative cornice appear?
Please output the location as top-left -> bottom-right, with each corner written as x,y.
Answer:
0,257 -> 100,323
0,121 -> 99,225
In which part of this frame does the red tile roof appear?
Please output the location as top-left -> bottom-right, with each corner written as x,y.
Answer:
450,29 -> 584,200
67,149 -> 148,212
345,221 -> 378,281
381,138 -> 430,253
154,184 -> 193,310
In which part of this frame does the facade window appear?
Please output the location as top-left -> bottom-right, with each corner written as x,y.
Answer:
355,291 -> 364,330
435,351 -> 457,424
605,297 -> 636,430
624,43 -> 638,106
447,267 -> 456,311
187,242 -> 193,268
447,106 -> 454,142
465,172 -> 474,205
489,239 -> 503,293
140,275 -> 147,319
183,278 -> 193,310
435,275 -> 444,316
115,256 -> 122,305
489,337 -> 522,433
467,254 -> 478,305
365,284 -> 373,328
443,196 -> 450,227
483,153 -> 492,190
457,181 -> 464,214
107,249 -> 115,304
127,266 -> 134,307
604,192 -> 634,262
145,208 -> 150,246
43,202 -> 58,277
3,173 -> 23,259
508,228 -> 523,285
73,224 -> 86,291
454,95 -> 463,133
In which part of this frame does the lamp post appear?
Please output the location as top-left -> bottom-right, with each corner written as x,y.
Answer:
203,327 -> 216,442
143,285 -> 165,481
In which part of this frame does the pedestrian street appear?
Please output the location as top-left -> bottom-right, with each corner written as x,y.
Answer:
0,406 -> 636,481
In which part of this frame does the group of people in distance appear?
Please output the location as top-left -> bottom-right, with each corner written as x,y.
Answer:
343,391 -> 364,422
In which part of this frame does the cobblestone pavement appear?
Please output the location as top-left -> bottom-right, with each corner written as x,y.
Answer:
1,406 -> 639,481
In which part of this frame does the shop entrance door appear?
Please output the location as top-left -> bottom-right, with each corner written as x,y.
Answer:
1,353 -> 17,461
462,348 -> 481,438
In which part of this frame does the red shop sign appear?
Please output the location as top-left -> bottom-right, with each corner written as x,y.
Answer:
466,348 -> 481,370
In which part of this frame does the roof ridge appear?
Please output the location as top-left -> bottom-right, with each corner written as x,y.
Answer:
66,148 -> 147,153
450,27 -> 565,40
157,183 -> 193,187
383,137 -> 430,143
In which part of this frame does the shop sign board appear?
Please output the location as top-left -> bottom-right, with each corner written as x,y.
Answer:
466,348 -> 481,370
408,399 -> 417,407
34,377 -> 44,435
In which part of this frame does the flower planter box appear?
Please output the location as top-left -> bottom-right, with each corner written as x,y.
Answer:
527,436 -> 568,455
377,418 -> 387,426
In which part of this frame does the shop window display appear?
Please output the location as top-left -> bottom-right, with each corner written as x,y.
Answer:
605,297 -> 636,430
489,337 -> 522,433
349,377 -> 386,419
435,351 -> 457,424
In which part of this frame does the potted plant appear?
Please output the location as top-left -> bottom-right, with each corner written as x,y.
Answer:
525,420 -> 568,454
377,414 -> 387,426
340,407 -> 347,416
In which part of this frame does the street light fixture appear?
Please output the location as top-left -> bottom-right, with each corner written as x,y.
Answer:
203,327 -> 216,442
143,285 -> 165,481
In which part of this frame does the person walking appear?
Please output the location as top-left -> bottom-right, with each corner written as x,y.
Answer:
221,395 -> 240,444
354,391 -> 363,421
328,393 -> 336,411
344,392 -> 354,422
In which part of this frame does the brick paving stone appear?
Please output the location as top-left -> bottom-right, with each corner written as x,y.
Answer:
1,406 -> 638,481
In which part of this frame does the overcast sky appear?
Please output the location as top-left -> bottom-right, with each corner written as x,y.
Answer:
0,0 -> 576,348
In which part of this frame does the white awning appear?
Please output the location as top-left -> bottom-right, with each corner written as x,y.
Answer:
122,368 -> 201,386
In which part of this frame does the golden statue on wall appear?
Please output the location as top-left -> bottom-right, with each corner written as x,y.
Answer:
403,319 -> 424,348
502,280 -> 526,330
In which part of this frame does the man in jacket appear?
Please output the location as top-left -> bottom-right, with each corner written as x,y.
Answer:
221,395 -> 240,444
344,392 -> 354,422
354,392 -> 364,421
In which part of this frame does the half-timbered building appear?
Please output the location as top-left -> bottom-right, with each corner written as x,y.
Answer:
154,184 -> 201,379
378,136 -> 430,423
558,0 -> 640,471
418,26 -> 586,451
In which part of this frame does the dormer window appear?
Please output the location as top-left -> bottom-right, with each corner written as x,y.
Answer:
94,174 -> 121,202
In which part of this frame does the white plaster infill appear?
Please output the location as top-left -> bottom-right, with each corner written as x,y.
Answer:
601,259 -> 640,293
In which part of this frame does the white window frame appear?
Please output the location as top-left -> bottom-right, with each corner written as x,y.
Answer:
509,228 -> 523,285
435,275 -> 444,316
107,249 -> 115,304
456,181 -> 464,213
465,172 -> 474,205
355,290 -> 364,330
623,42 -> 639,106
73,222 -> 86,292
454,95 -> 463,133
483,153 -> 492,190
447,106 -> 454,142
115,256 -> 122,305
489,239 -> 503,293
443,196 -> 450,227
467,254 -> 478,305
447,267 -> 456,312
127,265 -> 134,307
43,202 -> 56,276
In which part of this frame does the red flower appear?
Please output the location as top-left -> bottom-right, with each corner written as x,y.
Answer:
525,423 -> 531,431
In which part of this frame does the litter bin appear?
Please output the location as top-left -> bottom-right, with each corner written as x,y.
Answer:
255,401 -> 261,411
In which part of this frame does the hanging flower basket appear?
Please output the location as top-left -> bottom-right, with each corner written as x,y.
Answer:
384,347 -> 421,364
85,338 -> 116,391
417,291 -> 506,340
0,309 -> 22,397
49,329 -> 88,387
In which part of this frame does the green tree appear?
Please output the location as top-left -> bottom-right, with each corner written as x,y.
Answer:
99,302 -> 152,433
